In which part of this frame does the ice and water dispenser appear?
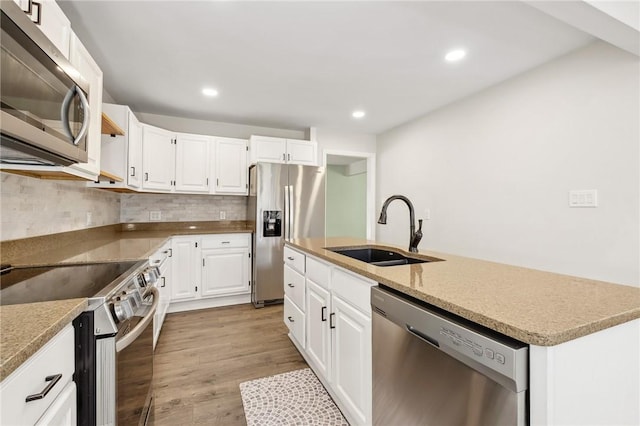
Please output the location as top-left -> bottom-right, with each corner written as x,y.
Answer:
263,211 -> 281,237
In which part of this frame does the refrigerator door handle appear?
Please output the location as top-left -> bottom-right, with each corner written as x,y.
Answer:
288,184 -> 294,240
284,185 -> 289,240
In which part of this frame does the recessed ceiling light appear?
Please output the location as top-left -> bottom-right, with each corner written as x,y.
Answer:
445,49 -> 466,62
202,88 -> 219,97
352,110 -> 366,119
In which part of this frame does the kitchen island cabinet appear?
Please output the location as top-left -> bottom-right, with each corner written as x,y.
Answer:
286,238 -> 640,426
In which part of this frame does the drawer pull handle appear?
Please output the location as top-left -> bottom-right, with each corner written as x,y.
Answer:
221,241 -> 230,244
287,316 -> 294,323
26,374 -> 62,402
287,256 -> 294,261
287,283 -> 294,288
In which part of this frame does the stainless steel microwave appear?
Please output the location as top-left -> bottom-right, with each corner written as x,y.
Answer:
0,1 -> 89,166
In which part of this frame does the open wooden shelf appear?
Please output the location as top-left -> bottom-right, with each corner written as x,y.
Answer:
101,113 -> 125,136
98,170 -> 124,182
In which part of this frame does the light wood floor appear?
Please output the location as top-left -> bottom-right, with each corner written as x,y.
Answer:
152,303 -> 307,425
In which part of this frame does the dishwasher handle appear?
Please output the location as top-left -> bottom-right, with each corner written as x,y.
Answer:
406,324 -> 439,348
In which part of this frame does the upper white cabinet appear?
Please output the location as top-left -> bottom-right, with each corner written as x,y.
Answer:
249,135 -> 317,166
214,137 -> 248,195
29,0 -> 71,58
66,32 -> 102,179
88,104 -> 142,190
175,133 -> 211,193
142,124 -> 176,191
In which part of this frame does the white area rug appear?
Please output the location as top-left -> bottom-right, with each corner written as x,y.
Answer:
239,368 -> 349,425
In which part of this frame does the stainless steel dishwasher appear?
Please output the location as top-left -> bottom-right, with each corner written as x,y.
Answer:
371,286 -> 529,425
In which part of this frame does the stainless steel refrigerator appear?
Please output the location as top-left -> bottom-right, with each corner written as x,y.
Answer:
247,163 -> 326,307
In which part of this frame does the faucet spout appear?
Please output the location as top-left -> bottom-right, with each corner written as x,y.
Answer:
378,195 -> 420,253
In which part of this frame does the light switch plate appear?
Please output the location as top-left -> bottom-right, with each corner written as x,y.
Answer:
569,190 -> 598,207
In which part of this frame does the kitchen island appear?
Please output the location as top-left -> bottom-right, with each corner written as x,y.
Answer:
286,237 -> 640,426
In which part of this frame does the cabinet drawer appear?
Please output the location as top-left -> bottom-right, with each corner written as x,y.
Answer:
284,264 -> 305,311
201,233 -> 249,249
284,295 -> 305,346
331,268 -> 376,315
284,246 -> 305,274
0,325 -> 74,426
306,256 -> 330,289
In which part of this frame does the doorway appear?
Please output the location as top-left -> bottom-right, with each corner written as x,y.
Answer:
324,150 -> 376,240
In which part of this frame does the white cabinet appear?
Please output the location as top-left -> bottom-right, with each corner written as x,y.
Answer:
34,381 -> 76,426
306,279 -> 331,379
249,135 -> 317,166
175,133 -> 211,193
31,0 -> 71,59
142,124 -> 176,191
170,236 -> 200,302
331,293 -> 372,425
201,234 -> 250,297
0,325 -> 75,426
283,245 -> 375,426
214,137 -> 248,194
66,32 -> 103,179
168,234 -> 252,312
88,104 -> 142,190
150,242 -> 172,348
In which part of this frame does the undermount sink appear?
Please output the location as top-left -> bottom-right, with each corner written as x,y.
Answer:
327,246 -> 442,267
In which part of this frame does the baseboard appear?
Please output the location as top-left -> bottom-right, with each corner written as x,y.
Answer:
167,294 -> 251,313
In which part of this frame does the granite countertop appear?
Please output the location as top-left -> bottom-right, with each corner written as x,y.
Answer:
0,221 -> 253,379
288,237 -> 640,346
0,299 -> 87,380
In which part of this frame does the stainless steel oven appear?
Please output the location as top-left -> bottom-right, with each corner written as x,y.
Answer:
0,1 -> 90,166
0,260 -> 160,426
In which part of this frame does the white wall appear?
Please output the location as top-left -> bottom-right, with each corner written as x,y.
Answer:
136,112 -> 305,140
377,41 -> 639,287
315,128 -> 377,159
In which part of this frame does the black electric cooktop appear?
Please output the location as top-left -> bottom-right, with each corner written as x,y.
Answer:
0,261 -> 140,306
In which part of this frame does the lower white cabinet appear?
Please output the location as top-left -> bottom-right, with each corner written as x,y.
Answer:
169,234 -> 251,312
0,325 -> 75,426
283,245 -> 375,426
151,242 -> 172,349
306,279 -> 331,379
331,293 -> 372,425
34,381 -> 77,426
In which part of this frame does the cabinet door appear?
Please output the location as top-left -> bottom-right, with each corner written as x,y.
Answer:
201,247 -> 250,297
34,0 -> 71,58
127,112 -> 143,189
306,279 -> 331,380
215,137 -> 248,194
170,237 -> 199,301
331,295 -> 372,426
142,125 -> 175,191
286,139 -> 317,166
175,133 -> 210,193
250,136 -> 286,164
67,33 -> 103,178
34,381 -> 76,426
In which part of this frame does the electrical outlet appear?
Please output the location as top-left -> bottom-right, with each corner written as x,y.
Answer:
569,190 -> 598,207
86,212 -> 93,226
219,211 -> 226,220
150,211 -> 162,221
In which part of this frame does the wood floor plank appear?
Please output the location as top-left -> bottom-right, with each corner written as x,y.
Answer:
152,303 -> 307,425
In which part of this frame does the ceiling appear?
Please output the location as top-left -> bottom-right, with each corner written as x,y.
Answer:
58,1 -> 600,134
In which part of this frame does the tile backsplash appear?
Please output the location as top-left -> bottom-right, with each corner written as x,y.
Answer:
1,173 -> 121,241
120,193 -> 247,223
1,173 -> 248,241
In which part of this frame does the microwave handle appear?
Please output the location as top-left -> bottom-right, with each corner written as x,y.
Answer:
61,85 -> 91,147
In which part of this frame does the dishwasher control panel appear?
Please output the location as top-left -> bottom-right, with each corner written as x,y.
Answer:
440,327 -> 506,364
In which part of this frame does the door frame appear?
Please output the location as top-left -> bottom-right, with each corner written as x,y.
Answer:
323,149 -> 376,240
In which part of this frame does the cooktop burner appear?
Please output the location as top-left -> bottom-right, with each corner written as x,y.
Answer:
0,261 -> 141,306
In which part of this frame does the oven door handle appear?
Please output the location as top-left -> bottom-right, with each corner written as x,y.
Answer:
115,286 -> 158,353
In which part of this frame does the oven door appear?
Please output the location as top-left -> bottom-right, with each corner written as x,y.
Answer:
116,287 -> 158,426
0,1 -> 89,166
